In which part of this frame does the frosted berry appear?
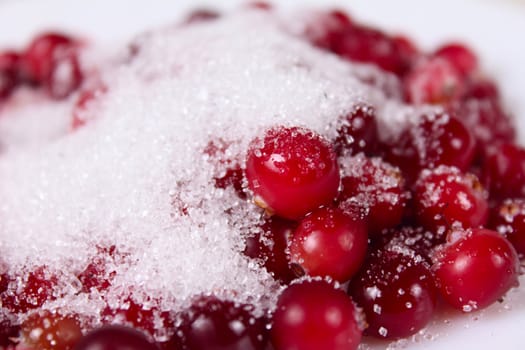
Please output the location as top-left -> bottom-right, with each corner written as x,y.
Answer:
22,32 -> 82,98
21,311 -> 82,350
348,250 -> 437,339
244,217 -> 297,283
404,57 -> 465,104
0,51 -> 20,99
246,126 -> 340,220
339,154 -> 407,235
376,226 -> 444,263
73,325 -> 158,350
271,280 -> 362,350
289,206 -> 367,282
172,296 -> 268,350
433,228 -> 520,311
333,104 -> 379,156
490,199 -> 525,258
414,166 -> 488,231
433,42 -> 478,78
482,143 -> 525,200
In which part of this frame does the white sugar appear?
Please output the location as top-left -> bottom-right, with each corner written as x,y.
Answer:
0,10 -> 413,338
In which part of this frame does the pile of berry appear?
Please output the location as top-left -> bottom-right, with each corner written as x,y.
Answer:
0,4 -> 523,350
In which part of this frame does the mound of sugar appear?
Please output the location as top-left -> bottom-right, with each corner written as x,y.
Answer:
0,9 -> 417,338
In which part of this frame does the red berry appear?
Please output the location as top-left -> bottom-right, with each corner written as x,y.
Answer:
377,226 -> 444,263
482,143 -> 525,200
464,79 -> 500,100
289,206 -> 368,282
348,250 -> 437,339
1,267 -> 58,313
305,10 -> 353,50
271,280 -> 362,350
172,296 -> 268,350
0,51 -> 20,100
73,325 -> 158,350
414,166 -> 488,231
22,32 -> 82,98
246,126 -> 340,220
21,311 -> 82,350
386,112 -> 475,183
433,228 -> 520,311
330,24 -> 411,76
333,104 -> 379,156
404,57 -> 465,104
433,42 -> 478,78
77,246 -> 118,292
490,199 -> 525,258
392,35 -> 420,72
244,217 -> 297,284
339,154 -> 407,236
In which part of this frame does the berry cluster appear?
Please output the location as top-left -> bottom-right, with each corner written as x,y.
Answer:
0,4 -> 523,350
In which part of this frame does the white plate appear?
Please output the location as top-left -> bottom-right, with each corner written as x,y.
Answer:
1,0 -> 524,349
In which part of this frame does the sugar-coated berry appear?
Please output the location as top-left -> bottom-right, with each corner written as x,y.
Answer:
348,250 -> 437,339
21,311 -> 82,350
433,228 -> 520,311
489,198 -> 525,259
73,325 -> 159,350
290,206 -> 368,282
414,166 -> 488,231
271,280 -> 362,350
171,296 -> 268,350
246,126 -> 340,220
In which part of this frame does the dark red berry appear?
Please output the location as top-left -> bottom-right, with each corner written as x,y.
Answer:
244,217 -> 297,284
490,199 -> 525,258
0,51 -> 20,100
1,267 -> 58,313
22,32 -> 82,98
482,143 -> 525,200
21,311 -> 82,350
433,43 -> 478,78
246,126 -> 340,220
348,250 -> 437,339
333,104 -> 379,156
330,24 -> 412,76
377,226 -> 444,263
386,112 -> 475,183
73,325 -> 158,350
414,166 -> 488,231
0,320 -> 19,348
271,280 -> 362,350
172,296 -> 268,350
289,206 -> 368,282
433,228 -> 520,311
404,57 -> 465,104
339,154 -> 407,236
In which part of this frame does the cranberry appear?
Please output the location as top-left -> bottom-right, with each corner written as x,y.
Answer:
0,51 -> 20,100
339,154 -> 407,236
404,57 -> 465,104
73,325 -> 158,350
0,320 -> 19,348
22,32 -> 82,98
77,246 -> 118,292
330,24 -> 411,76
305,10 -> 353,50
433,228 -> 520,311
377,226 -> 444,263
289,206 -> 368,282
490,199 -> 525,258
244,217 -> 297,284
1,267 -> 58,313
464,79 -> 500,100
392,35 -> 420,71
482,143 -> 525,200
172,296 -> 268,350
414,166 -> 488,231
450,97 -> 515,150
246,126 -> 340,220
185,9 -> 220,23
348,250 -> 437,339
21,311 -> 82,350
333,104 -> 379,156
271,280 -> 362,350
433,42 -> 478,78
386,112 -> 476,183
